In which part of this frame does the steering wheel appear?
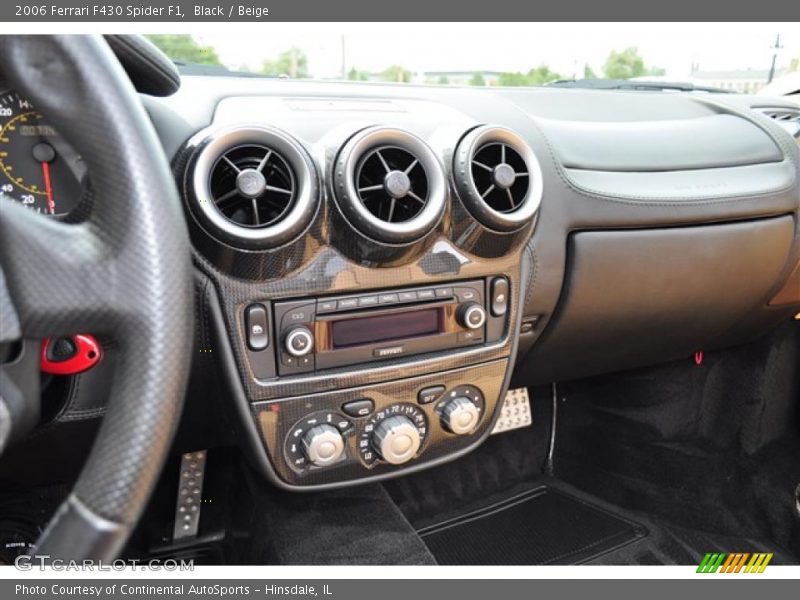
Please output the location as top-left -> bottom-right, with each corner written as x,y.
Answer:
0,36 -> 192,559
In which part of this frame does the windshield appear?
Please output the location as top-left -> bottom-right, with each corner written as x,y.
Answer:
147,24 -> 798,95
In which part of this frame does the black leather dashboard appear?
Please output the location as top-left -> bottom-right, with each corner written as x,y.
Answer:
137,77 -> 800,488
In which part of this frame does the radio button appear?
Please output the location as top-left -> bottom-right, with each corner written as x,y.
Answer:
279,301 -> 315,331
458,330 -> 484,344
398,291 -> 417,302
342,399 -> 375,418
455,287 -> 478,302
379,293 -> 399,304
435,287 -> 453,298
337,298 -> 358,310
417,289 -> 435,300
317,300 -> 337,313
418,385 -> 445,405
279,353 -> 314,375
245,304 -> 269,351
458,302 -> 487,330
358,295 -> 379,307
284,326 -> 314,357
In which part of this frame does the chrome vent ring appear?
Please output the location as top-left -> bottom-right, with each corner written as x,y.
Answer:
334,127 -> 446,244
453,126 -> 543,232
189,125 -> 318,249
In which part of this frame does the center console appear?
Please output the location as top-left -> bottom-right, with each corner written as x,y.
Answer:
177,96 -> 543,490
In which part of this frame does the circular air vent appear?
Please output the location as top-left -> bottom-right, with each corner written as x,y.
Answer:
333,127 -> 446,244
189,125 -> 318,249
453,126 -> 543,232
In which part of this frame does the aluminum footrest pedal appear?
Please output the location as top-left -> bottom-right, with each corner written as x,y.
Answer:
172,449 -> 207,542
491,387 -> 532,434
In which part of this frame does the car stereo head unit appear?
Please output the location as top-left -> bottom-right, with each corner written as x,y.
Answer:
271,278 -> 508,376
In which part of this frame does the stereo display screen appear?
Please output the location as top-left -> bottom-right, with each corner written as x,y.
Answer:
331,308 -> 442,349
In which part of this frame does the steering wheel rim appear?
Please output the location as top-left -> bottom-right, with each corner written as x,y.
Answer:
0,36 -> 192,560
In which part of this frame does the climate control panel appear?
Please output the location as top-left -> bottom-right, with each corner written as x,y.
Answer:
253,360 -> 505,488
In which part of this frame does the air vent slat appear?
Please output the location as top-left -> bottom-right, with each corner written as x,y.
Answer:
453,125 -> 543,232
355,146 -> 430,224
208,144 -> 296,229
188,125 -> 318,249
333,127 -> 447,244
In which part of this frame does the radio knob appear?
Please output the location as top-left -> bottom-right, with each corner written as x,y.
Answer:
441,396 -> 480,435
458,302 -> 486,330
371,415 -> 421,465
302,424 -> 345,467
284,326 -> 314,357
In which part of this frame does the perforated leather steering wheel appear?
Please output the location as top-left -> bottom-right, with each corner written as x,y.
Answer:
0,36 -> 192,560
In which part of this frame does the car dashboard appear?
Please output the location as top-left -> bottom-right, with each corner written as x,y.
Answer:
5,73 -> 800,491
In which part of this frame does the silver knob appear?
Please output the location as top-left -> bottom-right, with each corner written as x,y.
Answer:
458,303 -> 486,330
371,415 -> 421,465
442,397 -> 480,435
284,326 -> 314,357
302,424 -> 345,467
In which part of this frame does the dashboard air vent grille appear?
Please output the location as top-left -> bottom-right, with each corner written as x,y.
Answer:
208,144 -> 296,228
355,146 -> 429,223
470,143 -> 530,214
333,127 -> 446,244
452,125 -> 543,233
756,107 -> 800,140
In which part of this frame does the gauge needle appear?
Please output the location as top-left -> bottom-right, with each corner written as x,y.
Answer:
41,160 -> 55,214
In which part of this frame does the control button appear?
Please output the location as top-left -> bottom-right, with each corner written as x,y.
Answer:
302,424 -> 345,467
358,295 -> 379,307
441,397 -> 481,435
281,303 -> 315,326
279,353 -> 314,373
490,277 -> 509,317
418,385 -> 445,405
379,293 -> 399,304
317,300 -> 337,313
398,291 -> 417,302
455,287 -> 478,302
371,415 -> 422,465
458,302 -> 487,330
435,287 -> 453,298
337,298 -> 358,310
284,326 -> 314,357
417,289 -> 435,300
458,330 -> 484,344
245,304 -> 269,351
342,399 -> 375,417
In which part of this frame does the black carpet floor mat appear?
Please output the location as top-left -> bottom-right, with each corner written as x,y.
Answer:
418,485 -> 645,565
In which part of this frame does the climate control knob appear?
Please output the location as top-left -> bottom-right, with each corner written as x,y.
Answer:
457,302 -> 486,330
302,424 -> 345,467
441,396 -> 480,435
371,415 -> 422,465
284,326 -> 314,357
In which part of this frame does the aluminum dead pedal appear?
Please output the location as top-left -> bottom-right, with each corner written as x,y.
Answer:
172,450 -> 207,541
492,387 -> 532,434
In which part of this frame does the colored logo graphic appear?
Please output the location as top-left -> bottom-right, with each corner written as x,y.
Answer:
697,552 -> 773,573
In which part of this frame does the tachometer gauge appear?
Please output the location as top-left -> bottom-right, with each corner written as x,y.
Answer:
0,89 -> 84,215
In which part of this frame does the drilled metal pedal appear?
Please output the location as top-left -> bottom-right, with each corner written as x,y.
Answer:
492,387 -> 532,434
172,450 -> 207,541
